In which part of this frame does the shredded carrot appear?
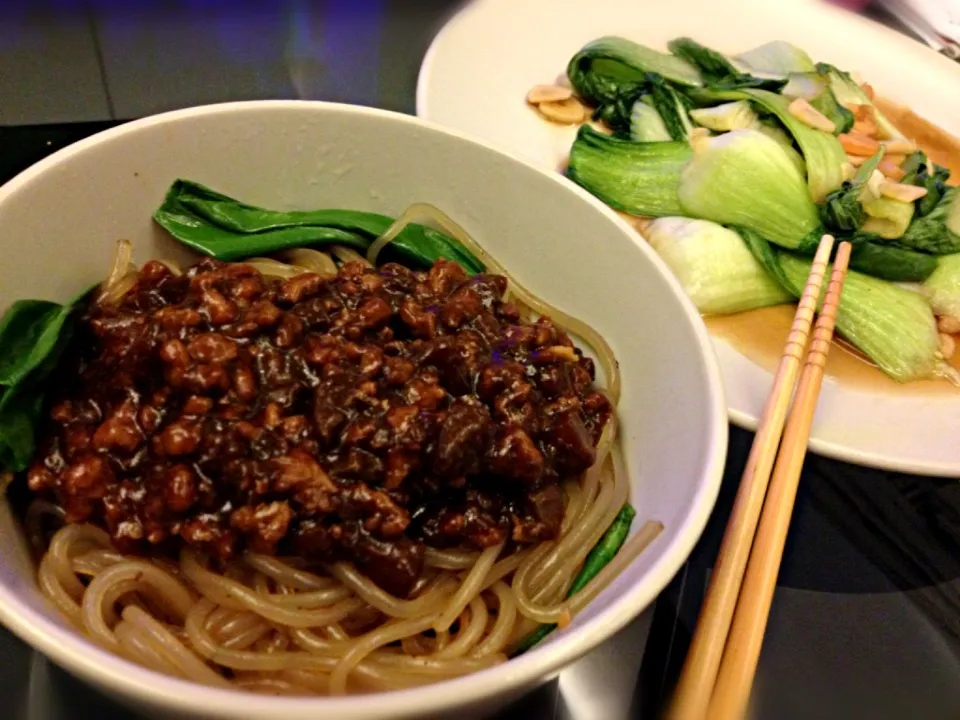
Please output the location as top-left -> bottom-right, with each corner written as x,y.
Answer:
884,153 -> 906,167
557,609 -> 572,630
839,132 -> 880,156
852,118 -> 878,139
861,82 -> 875,100
879,159 -> 906,181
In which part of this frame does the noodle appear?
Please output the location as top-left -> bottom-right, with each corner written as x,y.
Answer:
23,213 -> 660,696
98,239 -> 135,305
277,248 -> 338,276
433,544 -> 503,632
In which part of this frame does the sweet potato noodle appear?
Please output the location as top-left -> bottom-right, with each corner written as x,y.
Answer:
24,206 -> 656,696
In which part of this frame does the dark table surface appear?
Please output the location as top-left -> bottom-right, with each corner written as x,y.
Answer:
2,2 -> 960,719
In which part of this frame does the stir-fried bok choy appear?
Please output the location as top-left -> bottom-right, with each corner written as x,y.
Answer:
526,32 -> 960,387
642,218 -> 791,314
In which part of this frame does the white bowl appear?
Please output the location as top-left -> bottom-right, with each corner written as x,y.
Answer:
0,101 -> 727,720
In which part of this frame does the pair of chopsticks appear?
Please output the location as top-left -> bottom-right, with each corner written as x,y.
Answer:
668,235 -> 852,720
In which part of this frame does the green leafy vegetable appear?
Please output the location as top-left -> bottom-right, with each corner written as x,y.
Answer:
0,386 -> 46,473
924,251 -> 960,318
732,40 -> 816,78
862,196 -> 915,239
629,99 -> 672,142
817,63 -> 903,140
737,227 -> 795,292
154,180 -> 485,273
781,71 -> 853,134
0,297 -> 84,473
756,124 -> 806,176
667,37 -> 785,91
566,125 -> 692,216
567,36 -> 702,109
512,503 -> 636,655
777,251 -> 946,382
900,151 -> 951,218
0,301 -> 71,386
677,129 -> 820,250
689,100 -> 759,132
810,88 -> 854,136
644,217 -> 791,314
819,149 -> 885,233
690,88 -> 846,202
847,237 -> 938,282
647,76 -> 696,141
898,187 -> 960,254
743,230 -> 947,382
593,89 -> 648,136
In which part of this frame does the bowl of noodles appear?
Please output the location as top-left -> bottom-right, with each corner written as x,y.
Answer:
0,101 -> 726,719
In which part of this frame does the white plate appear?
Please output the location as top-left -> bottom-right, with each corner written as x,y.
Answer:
418,0 -> 960,476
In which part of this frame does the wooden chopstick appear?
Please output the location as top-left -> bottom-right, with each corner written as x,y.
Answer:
707,240 -> 853,719
667,234 -> 837,720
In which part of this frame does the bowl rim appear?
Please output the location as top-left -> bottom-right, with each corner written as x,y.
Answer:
0,99 -> 727,718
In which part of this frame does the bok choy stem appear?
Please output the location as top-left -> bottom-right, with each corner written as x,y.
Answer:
154,180 -> 485,273
677,129 -> 821,250
566,126 -> 692,217
741,228 -> 951,383
643,218 -> 791,314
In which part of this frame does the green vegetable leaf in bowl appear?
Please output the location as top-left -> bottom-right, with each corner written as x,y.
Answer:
0,298 -> 84,473
154,180 -> 484,273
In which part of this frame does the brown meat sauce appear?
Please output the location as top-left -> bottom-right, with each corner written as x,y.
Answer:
27,257 -> 611,596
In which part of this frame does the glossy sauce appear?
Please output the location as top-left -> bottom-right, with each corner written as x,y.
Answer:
707,98 -> 960,395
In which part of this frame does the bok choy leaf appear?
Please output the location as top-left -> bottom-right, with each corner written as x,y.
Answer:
647,76 -> 696,141
732,40 -> 816,79
898,187 -> 960,254
566,36 -> 702,110
781,71 -> 854,134
900,151 -> 951,218
819,149 -> 885,233
0,294 -> 88,473
817,63 -> 904,140
154,180 -> 484,273
643,217 -> 791,314
566,126 -> 691,216
846,237 -> 938,282
666,37 -> 785,91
